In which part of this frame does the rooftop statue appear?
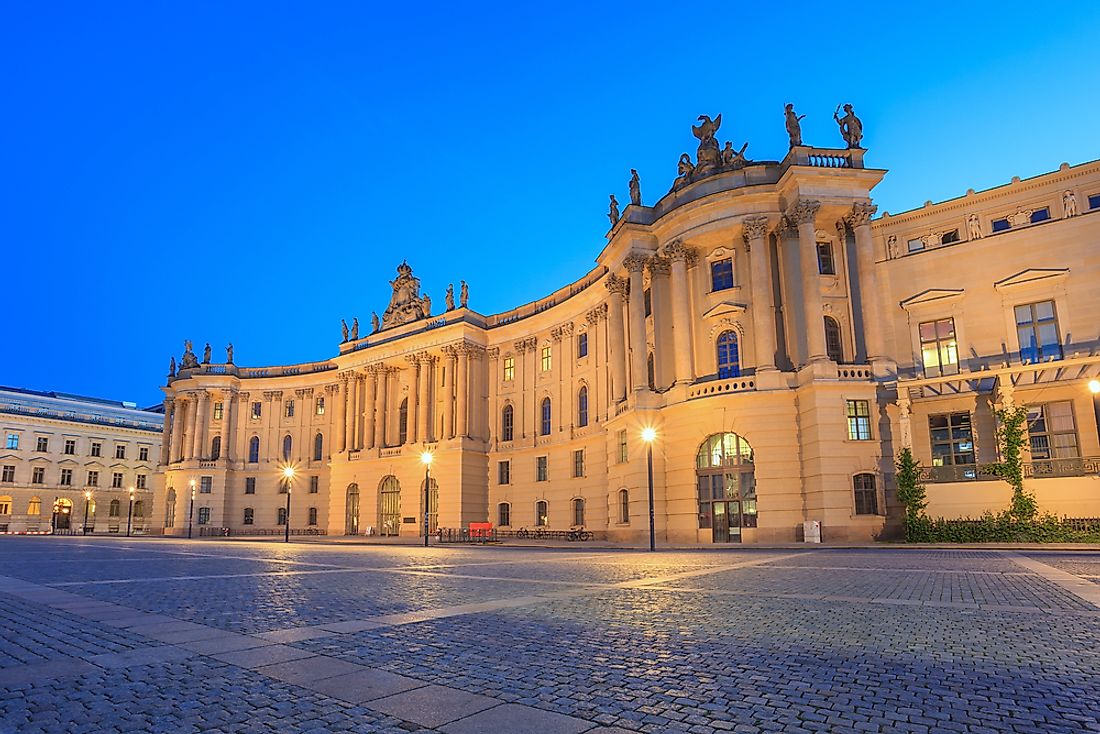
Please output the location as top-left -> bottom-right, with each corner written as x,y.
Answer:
608,194 -> 620,225
672,113 -> 753,191
202,343 -> 212,364
628,169 -> 641,206
226,343 -> 234,364
692,114 -> 722,172
382,261 -> 431,329
371,312 -> 380,333
181,340 -> 199,370
351,317 -> 359,340
460,280 -> 469,308
168,356 -> 176,377
834,103 -> 863,149
341,319 -> 349,342
722,141 -> 749,169
674,153 -> 695,187
1063,190 -> 1078,218
784,103 -> 805,148
445,283 -> 455,311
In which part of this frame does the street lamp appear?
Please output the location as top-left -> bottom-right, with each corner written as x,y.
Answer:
126,487 -> 135,537
83,491 -> 92,536
420,451 -> 433,548
641,427 -> 657,552
188,479 -> 196,539
282,466 -> 295,543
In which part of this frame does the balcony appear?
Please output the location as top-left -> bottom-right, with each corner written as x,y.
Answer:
921,457 -> 1100,483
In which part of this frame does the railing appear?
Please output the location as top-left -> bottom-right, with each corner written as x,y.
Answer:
785,146 -> 864,170
920,457 -> 1100,483
0,402 -> 162,432
437,527 -> 595,543
379,447 -> 403,458
197,527 -> 328,537
837,367 -> 873,380
348,450 -> 361,461
485,265 -> 607,328
688,378 -> 756,399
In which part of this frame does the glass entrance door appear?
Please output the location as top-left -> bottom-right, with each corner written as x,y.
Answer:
711,501 -> 742,543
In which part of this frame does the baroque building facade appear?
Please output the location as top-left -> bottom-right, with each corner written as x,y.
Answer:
157,113 -> 1100,543
0,386 -> 163,534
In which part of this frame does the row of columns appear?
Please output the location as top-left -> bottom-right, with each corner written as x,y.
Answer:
166,390 -> 239,464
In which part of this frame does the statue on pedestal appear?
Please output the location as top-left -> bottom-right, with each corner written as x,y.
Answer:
460,280 -> 469,308
1063,190 -> 1079,218
967,214 -> 983,240
341,319 -> 349,342
423,295 -> 432,316
628,169 -> 641,206
834,103 -> 863,149
692,114 -> 722,171
181,340 -> 199,369
202,343 -> 212,364
721,141 -> 749,169
445,284 -> 455,311
168,357 -> 176,377
371,312 -> 380,333
226,343 -> 234,364
784,103 -> 805,148
608,195 -> 620,226
351,318 -> 359,340
674,153 -> 695,188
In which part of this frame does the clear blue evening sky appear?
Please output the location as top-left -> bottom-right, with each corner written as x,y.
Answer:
3,2 -> 1099,406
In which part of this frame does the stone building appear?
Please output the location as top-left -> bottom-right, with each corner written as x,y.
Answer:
158,112 -> 1100,543
0,386 -> 163,534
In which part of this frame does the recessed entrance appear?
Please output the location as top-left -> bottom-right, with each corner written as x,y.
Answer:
696,433 -> 757,542
345,483 -> 359,535
379,476 -> 400,536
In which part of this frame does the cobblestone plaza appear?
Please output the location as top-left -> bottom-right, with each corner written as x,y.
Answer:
1,538 -> 1099,733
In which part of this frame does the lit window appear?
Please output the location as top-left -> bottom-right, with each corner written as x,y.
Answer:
503,356 -> 515,381
5,434 -> 18,450
816,243 -> 835,275
1026,402 -> 1078,460
573,450 -> 585,478
285,400 -> 295,418
498,460 -> 510,485
541,346 -> 552,372
251,402 -> 262,419
1015,301 -> 1062,363
36,437 -> 48,452
535,500 -> 548,526
853,474 -> 878,515
200,476 -> 212,494
577,333 -> 588,358
0,497 -> 10,515
27,497 -> 41,515
846,400 -> 872,441
213,402 -> 223,420
710,258 -> 734,291
316,397 -> 326,415
197,507 -> 210,525
498,502 -> 511,527
929,413 -> 975,468
716,331 -> 740,378
536,456 -> 548,482
540,398 -> 552,436
919,318 -> 959,377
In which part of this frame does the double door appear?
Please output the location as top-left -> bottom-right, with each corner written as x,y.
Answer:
711,500 -> 742,543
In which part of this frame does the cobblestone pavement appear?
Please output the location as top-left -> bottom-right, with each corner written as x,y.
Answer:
1,539 -> 1098,733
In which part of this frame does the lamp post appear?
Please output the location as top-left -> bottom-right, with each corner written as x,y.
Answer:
51,497 -> 60,534
421,451 -> 433,547
83,491 -> 92,535
188,479 -> 196,539
282,466 -> 295,543
641,427 -> 657,552
126,487 -> 135,537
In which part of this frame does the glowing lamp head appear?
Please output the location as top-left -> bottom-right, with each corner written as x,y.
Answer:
129,487 -> 135,499
1090,379 -> 1100,395
641,427 -> 657,444
420,451 -> 434,466
282,466 -> 296,480
84,490 -> 92,500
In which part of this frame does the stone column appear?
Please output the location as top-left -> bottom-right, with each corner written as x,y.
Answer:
743,216 -> 777,372
847,202 -> 886,362
342,377 -> 356,451
376,368 -> 390,447
407,357 -> 420,444
456,346 -> 470,438
605,275 -> 628,401
362,368 -> 377,450
335,376 -> 348,452
789,200 -> 828,363
442,346 -> 457,440
646,255 -> 671,388
162,400 -> 174,465
220,393 -> 234,462
897,394 -> 912,450
663,242 -> 696,384
418,355 -> 434,443
624,254 -> 649,391
184,396 -> 199,461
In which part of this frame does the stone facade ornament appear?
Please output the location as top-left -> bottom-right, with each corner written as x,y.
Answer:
742,216 -> 769,242
608,195 -> 620,226
886,235 -> 898,259
623,253 -> 648,273
371,312 -> 380,333
1063,190 -> 1079,218
721,141 -> 749,169
646,256 -> 671,276
846,201 -> 878,228
834,103 -> 864,149
382,261 -> 432,329
1006,209 -> 1034,228
663,239 -> 697,264
181,340 -> 199,369
784,103 -> 805,148
202,343 -> 212,364
629,169 -> 641,206
341,319 -> 349,342
226,343 -> 234,364
787,199 -> 821,225
460,280 -> 469,308
445,284 -> 455,311
168,357 -> 176,377
966,214 -> 983,240
351,318 -> 359,340
674,154 -> 695,188
486,346 -> 500,361
692,114 -> 722,172
585,303 -> 608,324
604,273 -> 629,296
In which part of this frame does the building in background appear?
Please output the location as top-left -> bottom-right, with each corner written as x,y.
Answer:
158,109 -> 1100,543
0,387 -> 163,534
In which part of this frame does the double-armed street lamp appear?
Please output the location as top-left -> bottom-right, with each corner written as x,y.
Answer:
641,427 -> 657,552
282,466 -> 295,543
83,490 -> 93,535
188,479 -> 196,539
126,487 -> 136,537
421,451 -> 433,547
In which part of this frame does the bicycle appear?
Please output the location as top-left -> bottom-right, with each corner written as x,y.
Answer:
567,527 -> 593,542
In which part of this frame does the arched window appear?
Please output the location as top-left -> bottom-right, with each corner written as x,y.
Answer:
248,436 -> 260,463
501,404 -> 514,442
164,489 -> 175,528
695,432 -> 757,541
824,316 -> 843,363
572,498 -> 585,527
647,352 -> 656,389
282,435 -> 293,461
243,507 -> 254,525
498,502 -> 511,527
577,386 -> 589,428
277,507 -> 287,525
379,476 -> 400,536
109,499 -> 121,517
716,331 -> 740,379
313,432 -> 323,461
308,507 -> 318,526
133,501 -> 145,518
210,436 -> 221,461
345,483 -> 360,535
853,473 -> 878,515
540,398 -> 552,436
421,477 -> 439,532
618,489 -> 630,524
535,500 -> 549,527
27,496 -> 41,516
399,398 -> 409,445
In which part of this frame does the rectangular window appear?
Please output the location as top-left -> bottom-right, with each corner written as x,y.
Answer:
573,449 -> 585,478
1026,401 -> 1079,460
245,477 -> 256,494
309,476 -> 319,494
87,470 -> 99,487
32,467 -> 44,484
36,437 -> 48,452
90,442 -> 101,457
277,508 -> 287,525
577,333 -> 588,358
308,507 -> 318,526
940,229 -> 960,245
111,472 -> 124,488
536,456 -> 548,482
643,288 -> 652,317
991,218 -> 1010,233
710,258 -> 734,291
929,412 -> 975,468
5,434 -> 18,450
503,357 -> 515,381
316,397 -> 325,415
846,400 -> 872,441
213,402 -> 223,420
139,447 -> 149,461
1030,208 -> 1050,223
136,474 -> 147,489
197,507 -> 210,525
618,430 -> 628,464
60,469 -> 73,486
499,503 -> 511,527
498,460 -> 511,485
251,402 -> 262,419
541,346 -> 552,372
64,439 -> 75,455
1089,193 -> 1100,210
1,466 -> 13,483
816,243 -> 836,275
907,238 -> 924,253
285,400 -> 295,418
0,498 -> 10,514
1015,300 -> 1062,362
918,318 -> 959,377
853,474 -> 879,515
115,445 -> 126,459
200,476 -> 213,494
243,508 -> 254,525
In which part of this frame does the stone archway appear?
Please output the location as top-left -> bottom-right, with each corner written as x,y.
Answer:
695,433 -> 757,542
379,476 -> 400,536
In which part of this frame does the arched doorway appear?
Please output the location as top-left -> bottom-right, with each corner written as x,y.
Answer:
53,498 -> 73,530
696,433 -> 757,542
345,483 -> 360,535
165,488 -> 176,529
379,476 -> 400,536
421,478 -> 439,533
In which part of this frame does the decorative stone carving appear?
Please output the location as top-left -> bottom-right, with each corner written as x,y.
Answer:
263,390 -> 283,401
784,103 -> 805,148
180,340 -> 199,369
646,256 -> 671,276
742,216 -> 769,242
721,141 -> 749,169
966,214 -> 983,240
608,195 -> 620,225
295,387 -> 314,398
692,114 -> 722,172
605,273 -> 629,296
441,344 -> 458,359
350,318 -> 359,340
202,343 -> 211,364
513,336 -> 537,354
787,200 -> 821,226
629,169 -> 641,206
382,261 -> 432,329
846,201 -> 877,228
663,239 -> 698,265
886,235 -> 898,259
225,343 -> 234,364
445,284 -> 455,311
1006,209 -> 1034,228
341,319 -> 349,342
1063,190 -> 1079,218
674,153 -> 695,188
460,280 -> 469,308
236,391 -> 250,402
371,312 -> 380,333
326,383 -> 340,394
833,103 -> 863,149
623,254 -> 648,273
586,303 -> 608,324
487,346 -> 500,361
168,357 -> 176,377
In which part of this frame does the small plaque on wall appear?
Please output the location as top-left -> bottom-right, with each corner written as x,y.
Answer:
402,517 -> 416,524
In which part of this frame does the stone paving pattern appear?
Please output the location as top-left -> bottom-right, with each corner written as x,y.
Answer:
0,539 -> 1097,733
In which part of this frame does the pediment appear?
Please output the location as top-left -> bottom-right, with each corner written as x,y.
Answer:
702,302 -> 748,319
993,268 -> 1069,291
899,289 -> 964,311
56,458 -> 79,466
0,453 -> 17,462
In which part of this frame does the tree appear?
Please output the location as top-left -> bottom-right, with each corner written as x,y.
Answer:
983,404 -> 1037,522
894,447 -> 929,541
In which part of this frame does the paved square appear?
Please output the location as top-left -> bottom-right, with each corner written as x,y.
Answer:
0,537 -> 1098,733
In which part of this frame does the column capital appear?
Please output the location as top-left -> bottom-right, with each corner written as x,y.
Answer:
487,346 -> 500,361
235,391 -> 250,402
263,390 -> 282,401
550,322 -> 574,341
513,336 -> 537,354
586,303 -> 608,324
662,239 -> 697,264
845,201 -> 878,228
741,215 -> 770,242
645,255 -> 671,277
325,382 -> 341,394
786,199 -> 821,225
441,344 -> 458,359
623,253 -> 648,273
294,387 -> 314,398
605,273 -> 629,296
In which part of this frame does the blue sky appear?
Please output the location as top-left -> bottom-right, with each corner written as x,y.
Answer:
3,2 -> 1099,406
